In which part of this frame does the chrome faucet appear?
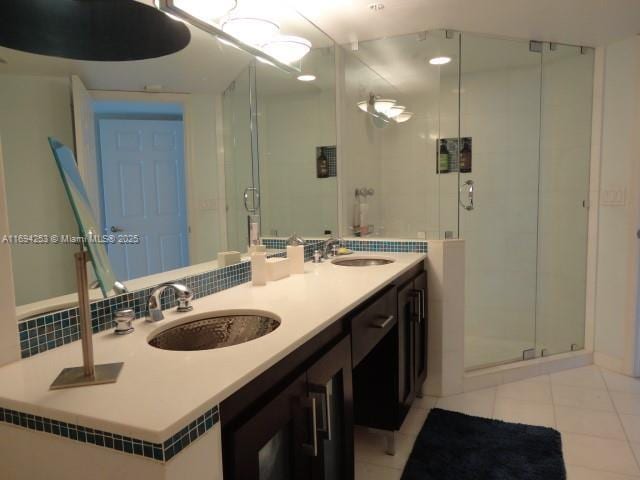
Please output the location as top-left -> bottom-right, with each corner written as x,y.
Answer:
321,236 -> 341,259
147,283 -> 193,322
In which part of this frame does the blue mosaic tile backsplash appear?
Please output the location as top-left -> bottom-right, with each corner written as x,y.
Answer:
17,238 -> 424,360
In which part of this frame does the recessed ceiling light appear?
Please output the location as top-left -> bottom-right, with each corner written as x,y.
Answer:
222,17 -> 280,46
429,56 -> 452,65
263,35 -> 312,64
297,74 -> 316,82
173,0 -> 237,21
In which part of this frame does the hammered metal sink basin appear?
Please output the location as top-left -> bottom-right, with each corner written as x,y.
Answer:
148,314 -> 280,351
332,257 -> 395,267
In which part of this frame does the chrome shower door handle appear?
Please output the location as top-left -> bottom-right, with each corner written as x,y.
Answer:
243,187 -> 260,214
459,180 -> 474,211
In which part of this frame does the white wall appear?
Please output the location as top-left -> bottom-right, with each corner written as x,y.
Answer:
0,137 -> 19,366
594,35 -> 640,374
0,74 -> 78,306
186,93 -> 226,264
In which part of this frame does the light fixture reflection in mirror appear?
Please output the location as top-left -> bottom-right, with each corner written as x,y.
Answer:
387,105 -> 406,118
357,94 -> 413,126
373,98 -> 397,115
429,56 -> 452,65
173,0 -> 237,21
395,111 -> 414,123
222,17 -> 280,46
297,74 -> 316,82
263,35 -> 312,64
157,0 -> 312,70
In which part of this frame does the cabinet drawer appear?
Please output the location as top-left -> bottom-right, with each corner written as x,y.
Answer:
351,287 -> 397,367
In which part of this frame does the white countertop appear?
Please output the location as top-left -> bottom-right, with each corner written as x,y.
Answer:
0,252 -> 425,443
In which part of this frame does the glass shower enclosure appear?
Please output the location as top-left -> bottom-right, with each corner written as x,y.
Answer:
343,31 -> 594,370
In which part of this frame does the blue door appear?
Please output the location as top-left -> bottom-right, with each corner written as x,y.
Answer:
99,118 -> 188,280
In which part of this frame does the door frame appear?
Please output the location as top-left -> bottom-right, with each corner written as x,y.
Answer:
86,89 -> 228,265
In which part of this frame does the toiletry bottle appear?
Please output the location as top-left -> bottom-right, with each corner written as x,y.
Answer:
460,139 -> 472,173
353,191 -> 361,236
317,147 -> 329,178
439,140 -> 450,174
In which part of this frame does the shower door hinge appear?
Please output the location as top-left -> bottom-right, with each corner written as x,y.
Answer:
529,41 -> 543,53
523,348 -> 537,361
445,30 -> 457,40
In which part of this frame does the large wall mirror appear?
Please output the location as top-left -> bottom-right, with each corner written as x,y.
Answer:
0,1 -> 338,319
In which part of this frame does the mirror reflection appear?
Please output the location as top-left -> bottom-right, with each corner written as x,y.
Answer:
0,5 -> 338,318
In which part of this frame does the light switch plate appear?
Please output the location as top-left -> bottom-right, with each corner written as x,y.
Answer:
600,187 -> 626,206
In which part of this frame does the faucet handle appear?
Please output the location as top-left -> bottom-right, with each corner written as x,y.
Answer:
114,308 -> 135,335
176,293 -> 193,313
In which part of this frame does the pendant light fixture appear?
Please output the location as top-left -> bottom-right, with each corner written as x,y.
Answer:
0,0 -> 190,61
156,0 -> 312,73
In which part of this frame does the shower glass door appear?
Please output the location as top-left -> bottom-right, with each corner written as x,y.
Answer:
535,43 -> 593,356
460,34 -> 543,369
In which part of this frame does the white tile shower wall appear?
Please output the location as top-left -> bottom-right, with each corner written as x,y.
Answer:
340,52 -> 384,236
259,55 -> 338,238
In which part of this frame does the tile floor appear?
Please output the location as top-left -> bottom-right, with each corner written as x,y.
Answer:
354,365 -> 640,480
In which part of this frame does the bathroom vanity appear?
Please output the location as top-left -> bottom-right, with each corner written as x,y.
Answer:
0,251 -> 427,480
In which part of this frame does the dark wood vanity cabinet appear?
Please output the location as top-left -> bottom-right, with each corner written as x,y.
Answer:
221,261 -> 427,479
398,271 -> 428,418
221,332 -> 353,480
353,265 -> 428,431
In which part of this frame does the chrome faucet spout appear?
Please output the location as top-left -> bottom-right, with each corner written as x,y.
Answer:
147,283 -> 193,322
321,236 -> 341,259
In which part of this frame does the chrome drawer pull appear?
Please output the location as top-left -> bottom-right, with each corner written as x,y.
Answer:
371,315 -> 394,329
301,397 -> 318,457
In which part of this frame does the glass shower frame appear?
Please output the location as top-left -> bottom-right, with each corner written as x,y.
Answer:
341,30 -> 594,371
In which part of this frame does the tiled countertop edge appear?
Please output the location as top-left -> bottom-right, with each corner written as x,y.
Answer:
0,404 -> 219,463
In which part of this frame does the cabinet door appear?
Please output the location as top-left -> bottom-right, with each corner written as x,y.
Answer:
230,374 -> 311,480
413,272 -> 428,389
397,282 -> 416,416
306,336 -> 354,480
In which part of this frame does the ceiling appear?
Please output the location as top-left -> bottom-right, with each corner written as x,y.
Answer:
290,0 -> 640,48
0,0 -> 334,96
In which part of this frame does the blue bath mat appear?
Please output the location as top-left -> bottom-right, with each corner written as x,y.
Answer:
401,408 -> 565,480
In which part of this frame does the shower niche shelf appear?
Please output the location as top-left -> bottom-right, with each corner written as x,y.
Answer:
437,137 -> 472,174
